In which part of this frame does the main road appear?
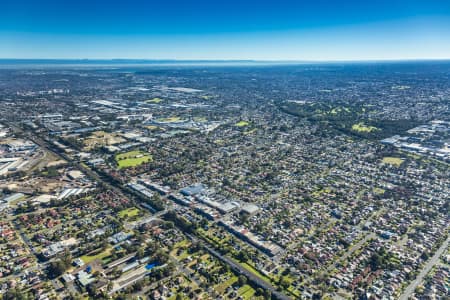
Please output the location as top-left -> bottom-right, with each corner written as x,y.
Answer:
10,123 -> 292,299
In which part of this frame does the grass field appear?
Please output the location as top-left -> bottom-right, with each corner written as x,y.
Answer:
238,284 -> 256,300
239,261 -> 271,283
115,150 -> 152,169
80,248 -> 111,264
235,121 -> 250,127
351,122 -> 379,133
83,131 -> 125,150
373,187 -> 386,195
215,275 -> 238,294
118,207 -> 140,218
145,97 -> 163,103
146,125 -> 160,130
287,285 -> 301,298
156,116 -> 183,123
382,157 -> 404,166
170,239 -> 192,260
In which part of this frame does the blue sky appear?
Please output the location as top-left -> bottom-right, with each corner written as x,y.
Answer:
1,0 -> 450,60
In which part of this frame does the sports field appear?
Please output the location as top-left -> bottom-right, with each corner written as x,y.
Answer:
115,150 -> 152,169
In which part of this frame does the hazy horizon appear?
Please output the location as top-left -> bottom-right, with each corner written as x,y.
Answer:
2,0 -> 450,61
1,58 -> 450,63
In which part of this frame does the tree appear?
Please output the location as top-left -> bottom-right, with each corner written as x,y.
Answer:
137,247 -> 145,259
200,218 -> 208,228
165,221 -> 175,229
61,248 -> 72,267
153,249 -> 169,264
237,251 -> 249,262
279,276 -> 290,289
175,294 -> 183,300
133,280 -> 144,291
48,259 -> 68,278
86,284 -> 98,297
3,288 -> 30,300
238,275 -> 248,286
45,167 -> 59,178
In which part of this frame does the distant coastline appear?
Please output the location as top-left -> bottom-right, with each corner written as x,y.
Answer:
0,58 -> 449,69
